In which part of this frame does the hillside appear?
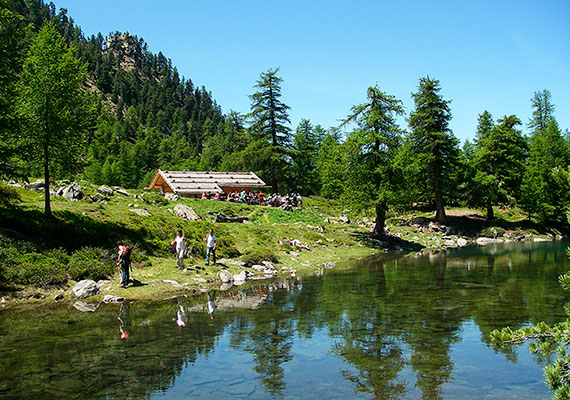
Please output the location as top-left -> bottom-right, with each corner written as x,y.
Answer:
0,179 -> 562,305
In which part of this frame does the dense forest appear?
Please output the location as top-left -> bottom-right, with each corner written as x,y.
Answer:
1,0 -> 569,227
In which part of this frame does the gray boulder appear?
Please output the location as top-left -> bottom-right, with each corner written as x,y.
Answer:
217,270 -> 234,283
115,189 -> 129,196
97,185 -> 114,196
173,204 -> 199,220
89,194 -> 109,203
233,270 -> 251,284
129,208 -> 151,217
71,280 -> 101,298
62,182 -> 84,201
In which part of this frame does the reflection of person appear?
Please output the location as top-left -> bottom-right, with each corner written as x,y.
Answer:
118,304 -> 129,340
205,229 -> 216,265
171,230 -> 186,270
207,292 -> 217,320
116,242 -> 131,288
175,302 -> 186,328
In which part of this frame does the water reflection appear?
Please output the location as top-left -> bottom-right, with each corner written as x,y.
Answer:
0,241 -> 568,399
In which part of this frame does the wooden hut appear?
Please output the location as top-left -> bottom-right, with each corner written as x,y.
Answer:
145,170 -> 267,198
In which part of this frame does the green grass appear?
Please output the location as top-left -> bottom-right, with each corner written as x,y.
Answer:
1,181 -> 561,299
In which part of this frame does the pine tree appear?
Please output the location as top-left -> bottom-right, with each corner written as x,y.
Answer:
248,68 -> 291,192
407,76 -> 459,223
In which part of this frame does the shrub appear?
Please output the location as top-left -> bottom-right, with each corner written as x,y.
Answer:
479,226 -> 506,238
241,251 -> 279,265
67,247 -> 114,281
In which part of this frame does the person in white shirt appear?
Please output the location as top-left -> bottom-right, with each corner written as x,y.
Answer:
171,230 -> 186,270
205,228 -> 216,265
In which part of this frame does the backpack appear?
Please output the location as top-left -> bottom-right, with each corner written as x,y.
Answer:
120,245 -> 132,260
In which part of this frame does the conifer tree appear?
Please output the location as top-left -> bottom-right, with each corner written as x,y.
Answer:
342,85 -> 405,234
520,90 -> 570,221
472,115 -> 527,220
17,22 -> 93,217
291,119 -> 320,195
406,77 -> 458,223
248,68 -> 291,192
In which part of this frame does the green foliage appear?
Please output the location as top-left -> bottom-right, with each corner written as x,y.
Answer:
241,251 -> 279,265
479,226 -> 506,238
472,114 -> 527,220
247,68 -> 291,192
17,21 -> 94,216
67,247 -> 114,281
405,76 -> 460,223
0,183 -> 21,207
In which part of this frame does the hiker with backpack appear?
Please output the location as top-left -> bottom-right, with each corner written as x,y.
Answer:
116,242 -> 132,288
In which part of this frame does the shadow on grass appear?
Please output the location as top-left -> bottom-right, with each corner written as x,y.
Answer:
0,206 -> 160,255
443,215 -> 560,237
352,231 -> 424,252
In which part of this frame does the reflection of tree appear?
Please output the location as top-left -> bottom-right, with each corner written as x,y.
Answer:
1,242 -> 568,399
229,289 -> 295,398
320,265 -> 409,399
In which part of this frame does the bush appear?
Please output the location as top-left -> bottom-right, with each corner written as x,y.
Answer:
241,251 -> 279,265
479,226 -> 506,238
67,247 -> 114,281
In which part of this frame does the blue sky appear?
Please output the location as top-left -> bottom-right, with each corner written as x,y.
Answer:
54,0 -> 569,143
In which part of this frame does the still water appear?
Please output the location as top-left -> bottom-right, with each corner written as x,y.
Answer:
1,241 -> 569,399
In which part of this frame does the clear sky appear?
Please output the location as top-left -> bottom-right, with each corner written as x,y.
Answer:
53,0 -> 569,143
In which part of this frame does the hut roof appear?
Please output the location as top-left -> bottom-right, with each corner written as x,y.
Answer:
147,170 -> 267,195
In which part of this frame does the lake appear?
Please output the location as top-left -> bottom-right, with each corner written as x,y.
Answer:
1,240 -> 569,399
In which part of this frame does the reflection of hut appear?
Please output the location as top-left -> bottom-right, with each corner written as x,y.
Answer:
145,170 -> 267,198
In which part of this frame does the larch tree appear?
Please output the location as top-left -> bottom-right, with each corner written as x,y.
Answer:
520,90 -> 570,222
291,119 -> 320,195
247,68 -> 291,193
17,22 -> 93,218
342,85 -> 405,235
472,115 -> 527,221
407,76 -> 458,223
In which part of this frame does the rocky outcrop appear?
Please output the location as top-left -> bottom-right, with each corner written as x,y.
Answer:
173,204 -> 199,220
97,185 -> 114,196
89,194 -> 109,203
71,280 -> 101,299
62,183 -> 84,201
129,208 -> 151,217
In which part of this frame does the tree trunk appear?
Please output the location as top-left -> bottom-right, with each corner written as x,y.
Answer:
43,142 -> 52,218
374,200 -> 387,236
486,198 -> 494,221
434,189 -> 446,223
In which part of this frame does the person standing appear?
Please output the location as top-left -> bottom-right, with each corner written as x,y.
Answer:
116,242 -> 132,288
171,230 -> 186,270
205,228 -> 216,265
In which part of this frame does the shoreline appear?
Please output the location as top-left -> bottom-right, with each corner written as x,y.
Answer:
1,230 -> 563,310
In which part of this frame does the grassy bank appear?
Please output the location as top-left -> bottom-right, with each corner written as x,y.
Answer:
0,181 -> 563,305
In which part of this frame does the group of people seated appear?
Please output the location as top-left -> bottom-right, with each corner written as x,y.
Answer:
201,190 -> 303,211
